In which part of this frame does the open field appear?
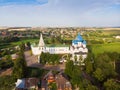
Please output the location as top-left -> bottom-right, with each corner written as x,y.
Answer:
86,27 -> 120,31
100,30 -> 120,35
89,42 -> 120,56
11,38 -> 38,45
0,38 -> 38,49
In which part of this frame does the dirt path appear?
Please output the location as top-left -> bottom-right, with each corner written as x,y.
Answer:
0,68 -> 12,77
24,51 -> 65,71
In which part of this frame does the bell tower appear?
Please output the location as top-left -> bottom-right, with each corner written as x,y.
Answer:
38,34 -> 45,52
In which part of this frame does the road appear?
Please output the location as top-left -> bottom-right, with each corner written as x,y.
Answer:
24,51 -> 65,71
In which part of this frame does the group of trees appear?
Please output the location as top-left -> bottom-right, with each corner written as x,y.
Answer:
0,48 -> 18,57
40,52 -> 61,65
0,41 -> 31,78
85,52 -> 120,90
65,60 -> 98,90
65,52 -> 120,90
48,82 -> 57,90
12,43 -> 27,79
0,55 -> 13,70
0,41 -> 31,57
44,35 -> 71,45
0,43 -> 27,90
88,39 -> 104,44
0,36 -> 20,43
0,76 -> 16,90
0,41 -> 31,71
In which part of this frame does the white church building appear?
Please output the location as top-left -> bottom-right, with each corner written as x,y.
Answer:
31,33 -> 88,65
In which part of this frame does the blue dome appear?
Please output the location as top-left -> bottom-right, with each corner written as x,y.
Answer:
83,40 -> 87,44
72,40 -> 78,45
72,33 -> 84,45
75,33 -> 83,41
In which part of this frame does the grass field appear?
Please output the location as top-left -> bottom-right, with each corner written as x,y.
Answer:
0,38 -> 39,49
11,38 -> 39,45
90,42 -> 120,56
101,30 -> 120,35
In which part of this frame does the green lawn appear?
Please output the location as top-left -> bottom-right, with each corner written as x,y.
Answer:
90,42 -> 120,56
11,38 -> 39,45
101,30 -> 120,35
0,39 -> 39,49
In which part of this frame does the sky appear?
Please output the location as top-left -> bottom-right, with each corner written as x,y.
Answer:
0,0 -> 120,27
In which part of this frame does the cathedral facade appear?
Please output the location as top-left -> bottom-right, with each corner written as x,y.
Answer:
31,33 -> 88,65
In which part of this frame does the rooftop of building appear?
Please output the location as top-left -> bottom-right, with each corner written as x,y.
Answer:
15,78 -> 39,89
75,33 -> 83,41
72,33 -> 87,45
46,44 -> 69,47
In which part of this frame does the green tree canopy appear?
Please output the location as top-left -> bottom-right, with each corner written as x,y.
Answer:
65,60 -> 74,78
86,85 -> 98,90
12,43 -> 27,79
93,53 -> 117,82
40,52 -> 61,65
104,79 -> 120,90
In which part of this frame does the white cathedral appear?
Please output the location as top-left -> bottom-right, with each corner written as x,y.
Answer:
31,33 -> 88,65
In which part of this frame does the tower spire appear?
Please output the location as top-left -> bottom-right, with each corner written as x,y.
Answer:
39,33 -> 45,47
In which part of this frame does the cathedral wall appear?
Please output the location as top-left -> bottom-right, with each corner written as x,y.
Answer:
31,46 -> 41,55
31,46 -> 70,55
45,47 -> 70,54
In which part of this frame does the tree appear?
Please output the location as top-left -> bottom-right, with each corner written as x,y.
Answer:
93,53 -> 117,82
85,53 -> 94,74
12,45 -> 27,79
26,42 -> 31,50
12,54 -> 27,79
71,65 -> 82,86
1,49 -> 8,56
0,76 -> 15,90
104,79 -> 120,90
86,61 -> 93,74
48,82 -> 57,90
19,42 -> 25,51
51,37 -> 55,44
40,52 -> 61,65
86,85 -> 98,90
5,55 -> 12,61
65,60 -> 82,87
74,55 -> 77,62
0,59 -> 13,69
40,52 -> 46,64
93,68 -> 105,82
65,60 -> 74,78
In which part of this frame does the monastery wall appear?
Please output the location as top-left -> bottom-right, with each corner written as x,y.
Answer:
31,46 -> 70,55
